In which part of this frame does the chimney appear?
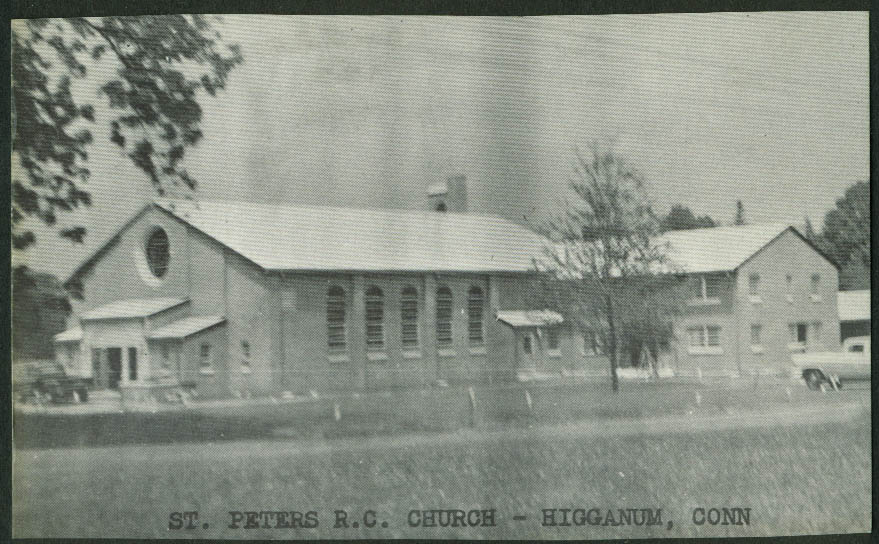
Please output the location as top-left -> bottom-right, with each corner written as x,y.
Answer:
427,175 -> 468,213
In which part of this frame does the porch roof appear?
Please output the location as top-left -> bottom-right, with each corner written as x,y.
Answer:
148,315 -> 226,340
54,327 -> 83,343
82,297 -> 188,321
496,310 -> 564,328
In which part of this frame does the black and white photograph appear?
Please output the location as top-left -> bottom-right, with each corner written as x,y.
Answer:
9,9 -> 871,539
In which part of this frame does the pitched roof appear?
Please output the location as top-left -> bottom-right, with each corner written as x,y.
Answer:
54,327 -> 83,343
837,290 -> 870,322
497,310 -> 564,328
657,223 -> 818,274
82,297 -> 188,321
148,315 -> 226,340
155,199 -> 546,272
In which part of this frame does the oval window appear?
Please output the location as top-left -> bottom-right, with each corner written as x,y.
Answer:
145,228 -> 170,278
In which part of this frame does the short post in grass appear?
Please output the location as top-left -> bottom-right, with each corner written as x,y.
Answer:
467,386 -> 477,428
785,387 -> 792,402
333,402 -> 341,422
696,367 -> 703,383
695,391 -> 702,407
525,389 -> 533,414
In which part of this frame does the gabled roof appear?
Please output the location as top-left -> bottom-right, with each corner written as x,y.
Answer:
82,297 -> 188,321
657,223 -> 835,274
838,290 -> 870,322
154,199 -> 546,273
54,327 -> 83,343
497,310 -> 564,328
148,315 -> 226,340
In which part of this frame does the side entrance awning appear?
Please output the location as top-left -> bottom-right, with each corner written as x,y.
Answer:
148,316 -> 226,340
496,310 -> 564,328
54,327 -> 83,343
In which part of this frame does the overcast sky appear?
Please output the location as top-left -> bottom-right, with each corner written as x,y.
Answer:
17,13 -> 869,279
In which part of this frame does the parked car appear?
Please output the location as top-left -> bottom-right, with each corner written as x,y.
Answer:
791,336 -> 871,390
14,361 -> 90,404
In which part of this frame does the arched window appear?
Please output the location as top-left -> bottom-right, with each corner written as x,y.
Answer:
436,287 -> 453,346
468,286 -> 484,345
327,286 -> 346,351
401,286 -> 419,349
365,286 -> 384,350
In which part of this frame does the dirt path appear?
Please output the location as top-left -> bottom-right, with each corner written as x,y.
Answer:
15,397 -> 868,466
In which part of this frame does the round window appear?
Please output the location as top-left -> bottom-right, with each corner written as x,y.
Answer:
145,228 -> 170,278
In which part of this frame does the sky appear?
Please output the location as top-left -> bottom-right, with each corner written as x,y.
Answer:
14,13 -> 869,279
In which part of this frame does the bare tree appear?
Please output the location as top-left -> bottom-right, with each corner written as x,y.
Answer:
536,144 -> 681,392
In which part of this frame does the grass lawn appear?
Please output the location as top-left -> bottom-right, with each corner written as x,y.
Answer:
13,402 -> 870,539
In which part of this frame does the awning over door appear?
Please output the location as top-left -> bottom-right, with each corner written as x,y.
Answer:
148,316 -> 226,340
496,310 -> 563,328
54,327 -> 83,343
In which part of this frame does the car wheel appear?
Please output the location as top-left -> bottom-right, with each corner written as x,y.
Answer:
804,370 -> 823,391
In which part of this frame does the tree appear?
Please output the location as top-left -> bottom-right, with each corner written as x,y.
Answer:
819,181 -> 869,290
659,204 -> 716,232
803,216 -> 818,243
536,145 -> 681,392
12,267 -> 71,360
11,16 -> 243,250
734,200 -> 746,225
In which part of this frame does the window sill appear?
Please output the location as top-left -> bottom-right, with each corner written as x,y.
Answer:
687,297 -> 721,307
748,295 -> 763,304
402,350 -> 422,360
785,295 -> 794,303
438,348 -> 456,358
809,294 -> 822,303
240,366 -> 252,375
750,345 -> 765,354
328,353 -> 350,364
687,346 -> 723,355
548,349 -> 562,358
366,351 -> 388,362
787,342 -> 806,352
468,345 -> 487,356
199,368 -> 215,376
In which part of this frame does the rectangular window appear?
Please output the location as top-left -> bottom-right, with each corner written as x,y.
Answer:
748,273 -> 761,302
748,273 -> 760,296
750,324 -> 762,346
240,340 -> 252,373
127,347 -> 138,381
199,343 -> 212,372
786,274 -> 794,302
687,325 -> 722,353
810,273 -> 821,301
547,327 -> 560,351
690,275 -> 721,303
523,333 -> 532,355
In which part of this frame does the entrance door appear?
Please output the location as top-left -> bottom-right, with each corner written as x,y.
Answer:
519,330 -> 542,372
106,347 -> 123,390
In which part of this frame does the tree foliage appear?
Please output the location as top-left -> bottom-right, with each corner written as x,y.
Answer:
11,16 -> 243,250
659,204 -> 716,232
815,181 -> 870,290
12,267 -> 71,360
536,145 -> 685,391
